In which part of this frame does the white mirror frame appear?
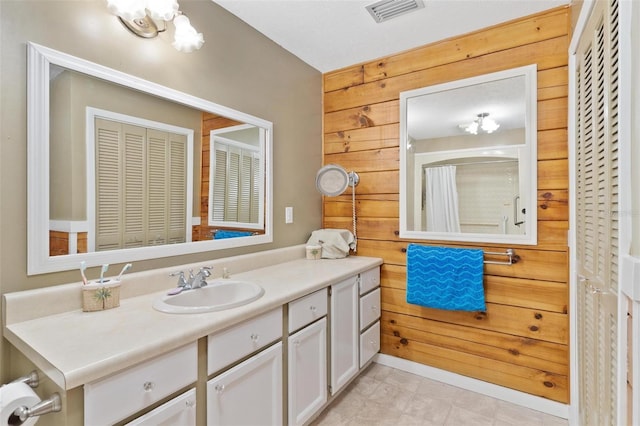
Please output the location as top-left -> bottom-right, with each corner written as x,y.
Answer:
399,65 -> 538,245
27,42 -> 273,275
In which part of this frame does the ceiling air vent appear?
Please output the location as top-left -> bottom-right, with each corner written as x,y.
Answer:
366,0 -> 425,23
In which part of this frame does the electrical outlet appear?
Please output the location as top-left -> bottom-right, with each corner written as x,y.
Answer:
285,207 -> 294,224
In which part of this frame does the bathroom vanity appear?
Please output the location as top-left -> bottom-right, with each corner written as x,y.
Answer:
3,245 -> 382,425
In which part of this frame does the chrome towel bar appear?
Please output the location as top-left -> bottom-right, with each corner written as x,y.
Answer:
483,249 -> 520,265
400,247 -> 520,266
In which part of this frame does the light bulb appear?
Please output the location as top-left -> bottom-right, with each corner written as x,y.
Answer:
172,15 -> 204,53
145,0 -> 179,21
107,0 -> 146,20
465,121 -> 479,135
481,117 -> 500,133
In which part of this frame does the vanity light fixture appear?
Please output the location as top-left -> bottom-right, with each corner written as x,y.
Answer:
107,0 -> 204,53
460,112 -> 500,135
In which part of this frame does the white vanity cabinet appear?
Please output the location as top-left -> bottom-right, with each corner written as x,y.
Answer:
359,268 -> 381,368
330,275 -> 359,395
84,342 -> 198,425
287,289 -> 328,426
125,388 -> 196,426
206,307 -> 283,425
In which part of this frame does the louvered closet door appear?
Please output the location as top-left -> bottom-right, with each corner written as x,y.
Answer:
146,129 -> 169,246
168,133 -> 187,244
95,118 -> 126,251
122,123 -> 146,248
575,0 -> 620,424
95,121 -> 187,250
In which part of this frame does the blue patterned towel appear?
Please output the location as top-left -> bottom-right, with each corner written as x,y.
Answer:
213,230 -> 253,239
406,244 -> 486,312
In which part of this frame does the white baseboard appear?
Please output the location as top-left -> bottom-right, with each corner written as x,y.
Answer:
374,353 -> 570,420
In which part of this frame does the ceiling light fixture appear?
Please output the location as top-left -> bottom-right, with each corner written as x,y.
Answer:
460,112 -> 500,135
107,0 -> 204,53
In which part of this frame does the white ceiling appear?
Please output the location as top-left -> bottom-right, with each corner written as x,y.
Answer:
213,0 -> 570,73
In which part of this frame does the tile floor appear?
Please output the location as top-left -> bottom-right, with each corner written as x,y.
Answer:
311,363 -> 569,426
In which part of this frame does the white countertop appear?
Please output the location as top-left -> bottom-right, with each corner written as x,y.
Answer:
4,254 -> 382,390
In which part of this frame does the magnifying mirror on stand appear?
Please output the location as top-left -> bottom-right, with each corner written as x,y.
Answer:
316,164 -> 360,251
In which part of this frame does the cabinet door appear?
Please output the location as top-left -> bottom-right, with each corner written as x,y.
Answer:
207,342 -> 282,426
288,318 -> 327,426
125,388 -> 196,426
360,321 -> 381,368
330,276 -> 359,395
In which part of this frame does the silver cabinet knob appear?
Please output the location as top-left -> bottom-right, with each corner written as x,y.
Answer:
250,333 -> 259,342
214,384 -> 225,394
143,381 -> 155,392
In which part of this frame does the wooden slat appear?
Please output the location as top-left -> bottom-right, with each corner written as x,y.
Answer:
324,148 -> 398,173
325,217 -> 400,242
360,7 -> 569,83
538,159 -> 569,190
538,66 -> 569,90
350,170 -> 398,195
382,287 -> 568,344
324,101 -> 399,134
381,311 -> 568,371
380,268 -> 567,313
538,128 -> 569,161
538,97 -> 568,130
324,65 -> 364,92
324,124 -> 399,154
326,37 -> 569,113
323,198 -> 399,218
537,221 -> 569,251
538,189 -> 569,220
381,333 -> 568,402
355,240 -> 568,282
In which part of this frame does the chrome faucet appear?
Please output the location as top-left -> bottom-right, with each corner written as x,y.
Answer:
191,266 -> 212,289
170,271 -> 190,289
170,266 -> 212,290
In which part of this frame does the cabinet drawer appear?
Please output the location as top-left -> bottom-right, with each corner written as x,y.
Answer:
360,321 -> 380,368
359,288 -> 381,331
208,307 -> 282,374
288,288 -> 327,333
125,388 -> 196,426
84,342 -> 197,426
359,267 -> 380,295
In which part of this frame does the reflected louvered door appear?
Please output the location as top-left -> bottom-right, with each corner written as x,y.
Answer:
122,123 -> 146,248
211,144 -> 228,222
226,147 -> 241,221
251,153 -> 260,223
575,0 -> 620,424
146,129 -> 169,246
95,118 -> 124,251
168,133 -> 187,244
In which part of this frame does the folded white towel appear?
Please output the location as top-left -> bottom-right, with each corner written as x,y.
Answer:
306,229 -> 355,259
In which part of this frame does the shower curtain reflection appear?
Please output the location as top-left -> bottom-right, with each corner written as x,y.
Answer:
424,166 -> 460,232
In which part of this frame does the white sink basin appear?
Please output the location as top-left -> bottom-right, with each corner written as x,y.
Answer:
153,280 -> 265,314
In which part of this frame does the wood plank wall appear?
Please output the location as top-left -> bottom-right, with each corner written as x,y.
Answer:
322,6 -> 571,403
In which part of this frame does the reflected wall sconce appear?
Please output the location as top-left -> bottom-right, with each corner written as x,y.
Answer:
460,112 -> 500,135
107,0 -> 204,53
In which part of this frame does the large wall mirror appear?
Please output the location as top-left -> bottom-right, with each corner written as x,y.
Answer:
28,42 -> 273,275
399,65 -> 537,245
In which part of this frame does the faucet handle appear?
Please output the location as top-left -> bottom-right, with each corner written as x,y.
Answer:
169,271 -> 189,288
200,266 -> 213,277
